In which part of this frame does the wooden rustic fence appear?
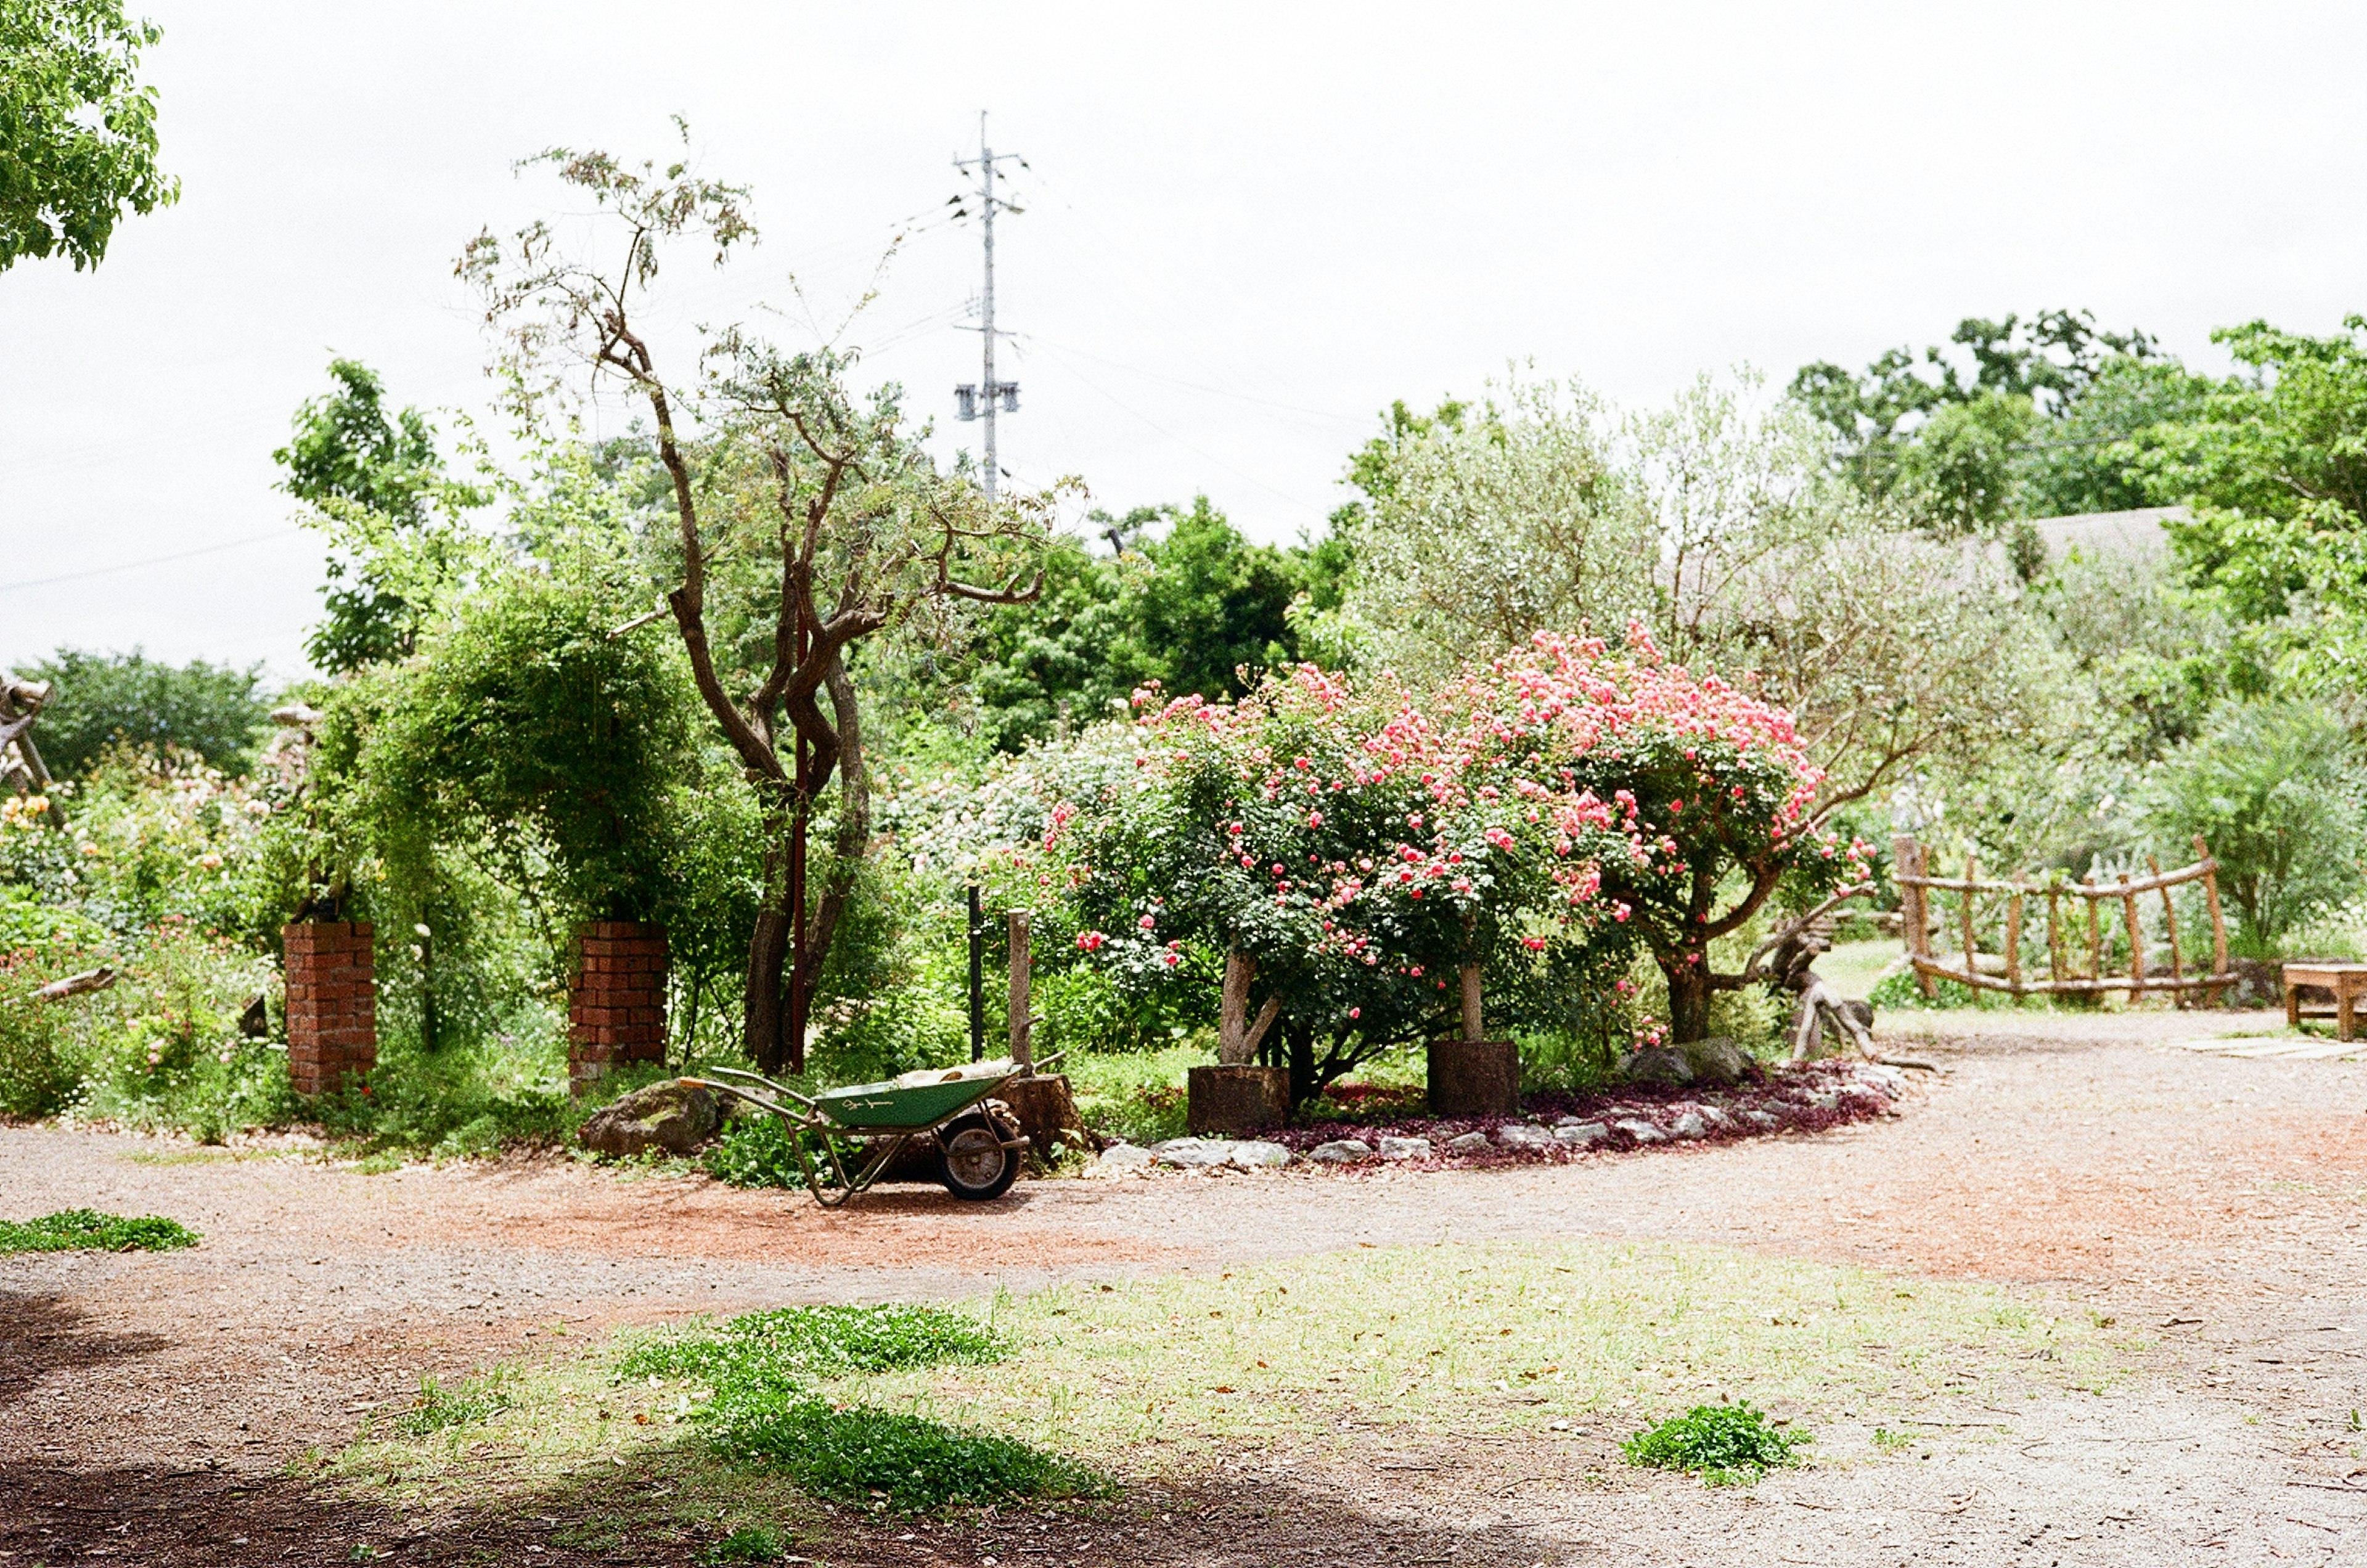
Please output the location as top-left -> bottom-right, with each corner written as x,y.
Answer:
1894,834 -> 2233,1005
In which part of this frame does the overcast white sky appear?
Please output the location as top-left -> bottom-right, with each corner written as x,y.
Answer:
5,1 -> 2364,680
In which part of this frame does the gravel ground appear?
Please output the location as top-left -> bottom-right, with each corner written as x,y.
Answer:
5,1008 -> 2365,1565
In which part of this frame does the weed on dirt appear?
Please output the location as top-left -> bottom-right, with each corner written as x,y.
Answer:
390,1370 -> 517,1435
0,1207 -> 198,1252
1622,1400 -> 1807,1485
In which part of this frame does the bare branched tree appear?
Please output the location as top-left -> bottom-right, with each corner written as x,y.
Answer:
462,133 -> 1060,1072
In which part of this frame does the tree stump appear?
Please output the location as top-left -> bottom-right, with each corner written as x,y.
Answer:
999,1073 -> 1095,1169
1426,1039 -> 1519,1117
1188,1064 -> 1289,1135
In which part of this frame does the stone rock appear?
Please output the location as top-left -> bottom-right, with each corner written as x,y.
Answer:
1805,1088 -> 1841,1111
1376,1135 -> 1433,1161
1495,1123 -> 1555,1150
1552,1114 -> 1592,1128
577,1080 -> 721,1159
1089,1142 -> 1156,1177
1614,1117 -> 1669,1145
1669,1111 -> 1709,1140
1625,1035 -> 1752,1088
1445,1130 -> 1491,1151
1309,1138 -> 1374,1164
1695,1103 -> 1735,1131
1554,1121 -> 1609,1147
1743,1109 -> 1781,1130
1854,1064 -> 1905,1096
1150,1137 -> 1237,1169
1625,1046 -> 1693,1087
1230,1140 -> 1291,1168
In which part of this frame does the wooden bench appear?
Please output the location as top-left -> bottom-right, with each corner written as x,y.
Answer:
2281,962 -> 2367,1041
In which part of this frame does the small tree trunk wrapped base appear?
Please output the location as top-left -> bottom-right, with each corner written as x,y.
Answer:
1188,1064 -> 1289,1135
1426,1039 -> 1519,1117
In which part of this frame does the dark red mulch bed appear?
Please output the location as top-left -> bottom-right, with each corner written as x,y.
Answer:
1260,1058 -> 1902,1170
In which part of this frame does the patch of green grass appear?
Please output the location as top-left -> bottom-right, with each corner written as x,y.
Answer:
1871,1425 -> 1915,1452
1063,1043 -> 1201,1146
698,1525 -> 787,1564
325,1241 -> 2125,1522
719,1400 -> 1105,1510
866,1239 -> 2124,1460
624,1305 -> 1078,1510
120,1148 -> 280,1166
621,1304 -> 1007,1386
1623,1400 -> 1807,1485
0,1209 -> 199,1254
390,1371 -> 516,1436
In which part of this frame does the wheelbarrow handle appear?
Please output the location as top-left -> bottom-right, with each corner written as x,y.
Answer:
685,1067 -> 818,1111
677,1076 -> 816,1123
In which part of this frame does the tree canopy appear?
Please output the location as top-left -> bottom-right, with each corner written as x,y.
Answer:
0,0 -> 176,271
274,359 -> 491,673
10,648 -> 268,778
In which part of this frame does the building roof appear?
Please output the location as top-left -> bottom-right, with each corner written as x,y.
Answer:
2028,506 -> 2188,562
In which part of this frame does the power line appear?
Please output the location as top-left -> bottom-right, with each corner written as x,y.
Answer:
1010,332 -> 1369,428
1026,338 -> 1330,518
0,527 -> 304,594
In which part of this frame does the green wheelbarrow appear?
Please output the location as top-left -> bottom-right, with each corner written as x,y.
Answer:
679,1064 -> 1037,1207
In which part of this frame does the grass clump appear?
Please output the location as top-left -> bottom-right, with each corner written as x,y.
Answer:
0,1208 -> 199,1254
1623,1400 -> 1806,1485
698,1525 -> 787,1564
390,1371 -> 515,1436
621,1304 -> 1005,1384
722,1400 -> 1103,1511
625,1303 -> 1094,1511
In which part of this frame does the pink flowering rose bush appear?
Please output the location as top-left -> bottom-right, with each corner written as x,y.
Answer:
1473,626 -> 1866,1042
1005,626 -> 1859,1109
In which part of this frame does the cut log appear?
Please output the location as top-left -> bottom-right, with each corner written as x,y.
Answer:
28,968 -> 114,1003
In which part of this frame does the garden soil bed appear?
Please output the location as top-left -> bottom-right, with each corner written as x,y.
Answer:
7,1007 -> 2367,1563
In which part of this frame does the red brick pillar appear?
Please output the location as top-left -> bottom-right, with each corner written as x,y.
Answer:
283,921 -> 377,1095
569,921 -> 668,1095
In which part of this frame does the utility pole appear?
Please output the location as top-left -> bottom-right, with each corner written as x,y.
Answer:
952,112 -> 1021,502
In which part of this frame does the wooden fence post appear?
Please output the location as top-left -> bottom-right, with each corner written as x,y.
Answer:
2004,892 -> 2024,994
1007,909 -> 1031,1068
1895,835 -> 1936,999
2120,873 -> 2144,1004
2197,834 -> 2230,1007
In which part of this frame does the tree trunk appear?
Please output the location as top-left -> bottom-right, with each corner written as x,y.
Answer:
744,793 -> 794,1074
1286,1018 -> 1318,1109
1662,951 -> 1714,1043
1216,949 -> 1278,1065
1459,962 -> 1484,1042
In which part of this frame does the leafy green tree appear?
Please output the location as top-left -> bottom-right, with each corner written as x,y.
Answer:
2016,357 -> 2213,519
275,359 -> 490,672
1895,390 -> 2037,537
2120,318 -> 2367,658
464,139 -> 1057,1075
963,497 -> 1346,751
1790,309 -> 2164,527
0,0 -> 176,271
2143,700 -> 2366,953
17,648 -> 268,777
1336,372 -> 2075,819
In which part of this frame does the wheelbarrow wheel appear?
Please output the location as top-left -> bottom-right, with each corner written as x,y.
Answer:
937,1113 -> 1019,1201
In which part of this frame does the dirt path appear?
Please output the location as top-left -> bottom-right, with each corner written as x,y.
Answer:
6,1010 -> 2366,1564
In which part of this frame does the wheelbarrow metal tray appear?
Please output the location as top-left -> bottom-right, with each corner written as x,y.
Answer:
814,1074 -> 1014,1129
